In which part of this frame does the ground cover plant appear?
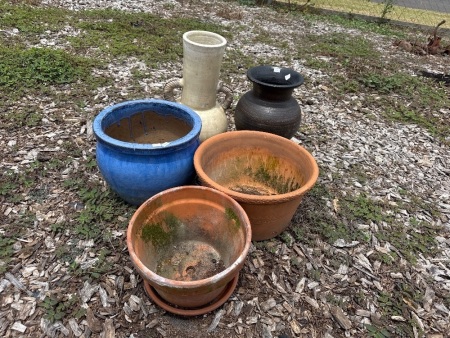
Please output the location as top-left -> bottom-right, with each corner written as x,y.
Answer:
1,0 -> 449,337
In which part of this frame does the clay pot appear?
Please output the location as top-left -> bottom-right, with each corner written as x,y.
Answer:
127,185 -> 252,315
164,30 -> 233,142
234,65 -> 304,139
93,99 -> 201,205
194,130 -> 319,241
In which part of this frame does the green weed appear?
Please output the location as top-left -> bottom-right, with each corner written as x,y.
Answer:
291,183 -> 369,245
376,221 -> 440,264
317,14 -> 405,37
307,32 -> 378,61
89,248 -> 113,279
39,295 -> 84,323
0,47 -> 91,88
342,193 -> 389,223
0,236 -> 15,274
359,72 -> 410,94
375,281 -> 424,336
366,324 -> 391,338
303,57 -> 332,70
68,9 -> 226,64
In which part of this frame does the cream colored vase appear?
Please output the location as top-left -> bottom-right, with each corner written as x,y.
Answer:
164,31 -> 233,142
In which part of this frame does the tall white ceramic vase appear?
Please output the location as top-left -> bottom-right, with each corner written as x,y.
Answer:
164,31 -> 232,142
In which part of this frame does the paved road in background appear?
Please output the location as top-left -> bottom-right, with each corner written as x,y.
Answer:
372,0 -> 450,14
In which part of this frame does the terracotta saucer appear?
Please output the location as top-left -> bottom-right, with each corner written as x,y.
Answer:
143,275 -> 239,316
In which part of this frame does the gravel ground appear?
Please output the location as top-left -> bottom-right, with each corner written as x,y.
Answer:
1,1 -> 449,337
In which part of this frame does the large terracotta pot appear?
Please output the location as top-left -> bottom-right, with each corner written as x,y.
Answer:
194,130 -> 319,241
127,186 -> 252,316
234,65 -> 304,139
164,30 -> 233,142
93,99 -> 201,205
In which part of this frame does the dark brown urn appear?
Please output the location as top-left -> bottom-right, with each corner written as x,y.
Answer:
234,65 -> 304,139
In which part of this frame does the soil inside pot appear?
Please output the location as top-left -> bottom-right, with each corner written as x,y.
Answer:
156,240 -> 226,281
227,182 -> 279,196
209,158 -> 303,196
105,110 -> 191,143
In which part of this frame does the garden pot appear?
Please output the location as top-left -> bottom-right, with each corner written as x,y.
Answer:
194,130 -> 319,241
234,65 -> 304,139
93,99 -> 201,206
127,185 -> 252,315
164,30 -> 233,142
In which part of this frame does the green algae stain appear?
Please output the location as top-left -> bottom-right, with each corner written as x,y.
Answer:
140,213 -> 181,248
225,207 -> 241,230
253,164 -> 300,194
164,213 -> 181,232
141,222 -> 171,248
266,156 -> 279,171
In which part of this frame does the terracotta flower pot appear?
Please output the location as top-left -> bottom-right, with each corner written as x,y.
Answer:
194,130 -> 319,241
127,185 -> 252,315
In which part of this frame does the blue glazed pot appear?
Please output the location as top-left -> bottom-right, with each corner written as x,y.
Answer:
93,99 -> 202,205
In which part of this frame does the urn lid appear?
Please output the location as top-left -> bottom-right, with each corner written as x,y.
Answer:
247,65 -> 304,89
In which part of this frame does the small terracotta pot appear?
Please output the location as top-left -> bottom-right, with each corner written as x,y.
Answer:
127,185 -> 251,314
194,130 -> 319,241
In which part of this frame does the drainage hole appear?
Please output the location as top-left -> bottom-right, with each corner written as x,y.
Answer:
185,266 -> 195,275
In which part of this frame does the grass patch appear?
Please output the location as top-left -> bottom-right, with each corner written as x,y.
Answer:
291,180 -> 441,265
376,220 -> 440,264
342,193 -> 391,224
0,46 -> 98,102
0,1 -> 231,106
0,2 -> 71,34
0,236 -> 15,274
67,183 -> 130,240
360,73 -> 450,139
290,183 -> 369,245
307,32 -> 379,60
0,2 -> 228,65
39,295 -> 85,324
301,30 -> 450,141
69,9 -> 226,64
375,280 -> 425,336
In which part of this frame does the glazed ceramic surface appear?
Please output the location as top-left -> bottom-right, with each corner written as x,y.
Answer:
194,130 -> 319,241
93,99 -> 201,205
235,65 -> 304,139
127,186 -> 252,311
164,30 -> 232,142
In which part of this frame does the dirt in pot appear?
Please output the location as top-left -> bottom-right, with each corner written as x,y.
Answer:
225,171 -> 302,196
156,240 -> 226,281
228,183 -> 279,195
105,110 -> 191,143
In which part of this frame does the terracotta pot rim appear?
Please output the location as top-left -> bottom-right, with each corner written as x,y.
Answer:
194,130 -> 319,203
93,99 -> 202,153
126,185 -> 252,289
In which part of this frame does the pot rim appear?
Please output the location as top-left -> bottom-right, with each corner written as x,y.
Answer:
126,185 -> 252,289
183,30 -> 227,49
193,130 -> 319,204
247,65 -> 304,89
93,99 -> 202,152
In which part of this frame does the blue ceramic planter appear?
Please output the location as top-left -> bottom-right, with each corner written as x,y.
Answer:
93,99 -> 202,205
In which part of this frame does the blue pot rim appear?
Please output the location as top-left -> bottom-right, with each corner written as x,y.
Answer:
93,99 -> 202,153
